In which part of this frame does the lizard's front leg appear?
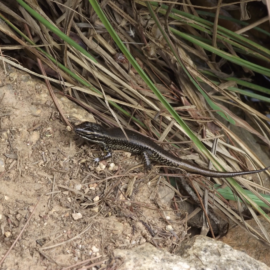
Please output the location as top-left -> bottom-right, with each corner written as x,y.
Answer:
94,143 -> 112,165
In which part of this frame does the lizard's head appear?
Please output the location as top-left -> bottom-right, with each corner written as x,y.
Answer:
75,122 -> 106,143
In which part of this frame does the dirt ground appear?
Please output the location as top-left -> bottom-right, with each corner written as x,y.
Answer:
0,63 -> 187,269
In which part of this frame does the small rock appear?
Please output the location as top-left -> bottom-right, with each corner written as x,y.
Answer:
38,160 -> 44,167
75,184 -> 82,191
93,196 -> 99,202
123,152 -> 131,158
108,163 -> 118,171
89,183 -> 97,190
139,238 -> 146,244
9,72 -> 17,82
72,213 -> 82,220
92,206 -> 99,213
1,131 -> 8,140
95,162 -> 106,173
92,246 -> 99,253
166,225 -> 173,231
4,232 -> 11,238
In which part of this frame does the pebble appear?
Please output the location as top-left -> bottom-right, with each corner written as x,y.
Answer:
92,206 -> 99,213
72,213 -> 82,220
89,183 -> 97,190
166,225 -> 173,231
95,162 -> 106,173
108,163 -> 118,171
9,72 -> 17,82
4,232 -> 11,238
75,184 -> 82,191
123,152 -> 131,158
139,238 -> 146,244
92,246 -> 99,253
1,131 -> 8,140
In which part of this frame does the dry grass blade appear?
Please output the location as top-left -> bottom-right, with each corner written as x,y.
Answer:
1,0 -> 270,247
0,2 -> 27,24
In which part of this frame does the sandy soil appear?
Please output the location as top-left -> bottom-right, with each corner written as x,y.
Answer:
0,63 -> 186,269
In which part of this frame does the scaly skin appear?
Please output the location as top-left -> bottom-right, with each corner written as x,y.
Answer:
75,122 -> 269,178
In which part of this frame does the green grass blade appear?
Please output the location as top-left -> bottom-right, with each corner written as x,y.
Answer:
214,184 -> 270,209
88,0 -> 204,143
171,28 -> 270,76
140,1 -> 270,57
16,0 -> 97,62
146,3 -> 235,125
200,69 -> 270,95
144,1 -> 270,224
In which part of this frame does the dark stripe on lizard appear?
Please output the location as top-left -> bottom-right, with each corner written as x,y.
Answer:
75,122 -> 269,178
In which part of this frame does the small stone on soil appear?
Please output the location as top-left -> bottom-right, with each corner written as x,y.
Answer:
72,212 -> 82,220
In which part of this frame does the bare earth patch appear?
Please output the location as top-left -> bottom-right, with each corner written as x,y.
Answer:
0,64 -> 187,269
